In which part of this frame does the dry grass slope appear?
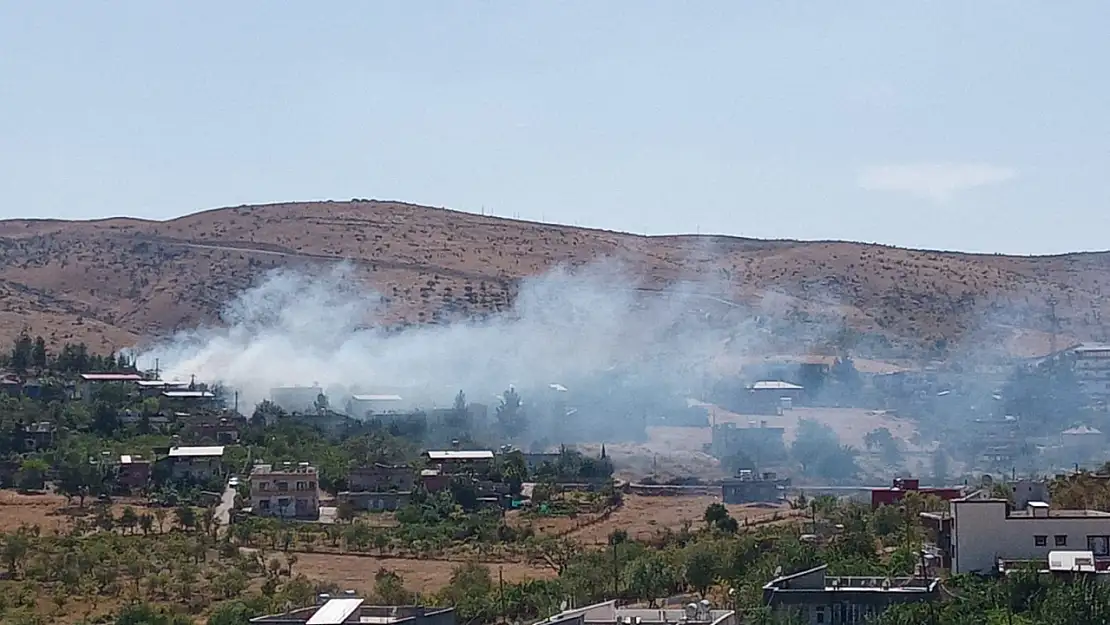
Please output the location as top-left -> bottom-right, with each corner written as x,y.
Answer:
1,200 -> 1108,357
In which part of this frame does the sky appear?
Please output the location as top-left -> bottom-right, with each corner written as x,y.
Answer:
2,2 -> 1108,255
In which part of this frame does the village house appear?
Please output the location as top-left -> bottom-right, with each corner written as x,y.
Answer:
22,422 -> 56,451
182,415 -> 242,445
135,379 -> 190,398
250,462 -> 320,519
722,470 -> 790,504
425,450 -> 494,474
762,565 -> 940,625
345,394 -> 405,419
251,594 -> 455,625
339,463 -> 415,512
348,463 -> 414,492
116,454 -> 152,492
950,496 -> 1110,574
78,372 -> 143,401
538,599 -> 735,625
164,445 -> 225,481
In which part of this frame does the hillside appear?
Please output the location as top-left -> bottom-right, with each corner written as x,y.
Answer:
0,200 -> 1108,360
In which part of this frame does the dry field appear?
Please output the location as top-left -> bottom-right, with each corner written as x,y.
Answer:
0,490 -> 166,533
0,200 -> 1107,358
294,552 -> 556,596
508,493 -> 802,545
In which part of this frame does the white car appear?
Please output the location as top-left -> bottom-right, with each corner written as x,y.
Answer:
228,477 -> 240,487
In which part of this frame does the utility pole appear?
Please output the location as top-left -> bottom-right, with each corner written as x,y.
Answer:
1047,296 -> 1059,354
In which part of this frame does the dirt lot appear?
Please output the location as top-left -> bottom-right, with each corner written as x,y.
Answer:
293,552 -> 556,596
0,490 -> 169,533
510,493 -> 801,544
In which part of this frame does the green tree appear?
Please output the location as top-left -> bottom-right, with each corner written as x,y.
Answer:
703,503 -> 729,529
119,507 -> 139,534
496,387 -> 527,439
16,458 -> 48,492
683,546 -> 718,598
374,568 -> 412,604
175,505 -> 197,531
628,551 -> 679,607
9,331 -> 32,374
30,336 -> 47,370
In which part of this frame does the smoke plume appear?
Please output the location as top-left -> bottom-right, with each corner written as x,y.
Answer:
137,261 -> 742,413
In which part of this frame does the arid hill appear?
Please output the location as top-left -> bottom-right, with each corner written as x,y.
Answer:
0,200 -> 1107,360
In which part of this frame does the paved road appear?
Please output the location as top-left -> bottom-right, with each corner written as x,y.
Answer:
215,485 -> 236,535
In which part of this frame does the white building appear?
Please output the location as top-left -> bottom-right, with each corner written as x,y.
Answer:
536,600 -> 735,625
951,497 -> 1110,574
346,394 -> 405,418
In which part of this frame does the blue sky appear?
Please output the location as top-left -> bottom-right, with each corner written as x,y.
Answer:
2,2 -> 1108,254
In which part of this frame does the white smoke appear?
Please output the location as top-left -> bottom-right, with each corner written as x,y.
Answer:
136,261 -> 744,413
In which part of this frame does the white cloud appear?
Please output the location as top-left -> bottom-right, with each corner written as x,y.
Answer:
857,163 -> 1017,202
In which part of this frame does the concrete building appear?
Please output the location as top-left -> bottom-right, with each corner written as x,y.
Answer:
762,565 -> 940,625
116,454 -> 152,491
1010,479 -> 1052,509
746,380 -> 804,415
710,421 -> 787,468
78,372 -> 142,401
166,445 -> 225,481
345,394 -> 405,419
348,463 -> 415,492
340,463 -> 415,512
951,497 -> 1110,574
251,595 -> 455,625
870,478 -> 964,509
1072,343 -> 1110,409
721,470 -> 790,504
250,462 -> 320,519
425,450 -> 494,474
270,385 -> 324,414
537,600 -> 735,625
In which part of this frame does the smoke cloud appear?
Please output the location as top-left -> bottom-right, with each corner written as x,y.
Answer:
136,261 -> 743,413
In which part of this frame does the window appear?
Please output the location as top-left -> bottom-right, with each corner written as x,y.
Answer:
296,481 -> 308,491
277,481 -> 289,492
814,606 -> 825,624
1055,535 -> 1068,547
1090,536 -> 1110,556
1035,535 -> 1047,546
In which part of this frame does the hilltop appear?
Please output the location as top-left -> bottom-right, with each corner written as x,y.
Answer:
0,200 -> 1107,360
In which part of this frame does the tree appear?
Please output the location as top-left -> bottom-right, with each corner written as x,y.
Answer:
30,336 -> 47,370
791,419 -> 859,480
628,551 -> 679,607
175,505 -> 197,531
56,458 -> 103,506
683,546 -> 718,598
496,387 -> 527,439
119,507 -> 139,535
16,458 -> 48,492
2,531 -> 29,578
139,513 -> 154,536
10,331 -> 32,374
336,500 -> 356,523
207,602 -> 257,625
374,568 -> 412,605
703,503 -> 729,529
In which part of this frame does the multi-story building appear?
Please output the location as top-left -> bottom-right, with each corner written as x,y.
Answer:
762,565 -> 939,625
250,462 -> 320,519
538,599 -> 735,625
1072,344 -> 1110,409
951,496 -> 1110,574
